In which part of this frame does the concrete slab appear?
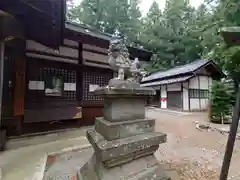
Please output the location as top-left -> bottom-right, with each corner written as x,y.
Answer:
6,127 -> 92,150
0,128 -> 90,180
43,146 -> 93,180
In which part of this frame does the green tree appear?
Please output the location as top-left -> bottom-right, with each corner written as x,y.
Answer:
210,81 -> 232,123
67,0 -> 142,44
200,0 -> 240,93
141,0 -> 204,72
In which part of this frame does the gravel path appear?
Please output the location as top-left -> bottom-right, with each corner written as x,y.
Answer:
146,108 -> 240,180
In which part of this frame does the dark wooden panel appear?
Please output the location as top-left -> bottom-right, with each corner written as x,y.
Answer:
1,0 -> 65,49
167,91 -> 183,109
65,28 -> 109,49
2,44 -> 15,118
26,50 -> 79,62
22,119 -> 83,135
24,57 -> 81,123
25,58 -> 78,102
2,116 -> 23,136
83,48 -> 108,56
24,105 -> 82,123
14,43 -> 26,116
82,105 -> 104,125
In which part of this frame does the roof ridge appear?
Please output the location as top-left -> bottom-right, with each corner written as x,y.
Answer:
150,59 -> 207,76
142,59 -> 210,82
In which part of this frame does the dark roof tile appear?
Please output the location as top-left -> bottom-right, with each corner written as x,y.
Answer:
142,59 -> 210,82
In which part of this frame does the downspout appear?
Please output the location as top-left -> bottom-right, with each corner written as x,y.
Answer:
0,41 -> 4,128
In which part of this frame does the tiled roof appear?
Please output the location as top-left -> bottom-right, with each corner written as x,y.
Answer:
141,75 -> 193,87
142,59 -> 210,82
65,21 -> 112,41
65,21 -> 153,61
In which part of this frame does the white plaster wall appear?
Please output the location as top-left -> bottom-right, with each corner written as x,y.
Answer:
199,76 -> 209,90
190,99 -> 200,110
26,40 -> 79,58
200,99 -> 209,110
161,85 -> 167,108
189,76 -> 198,89
167,83 -> 181,91
208,77 -> 213,89
182,82 -> 189,111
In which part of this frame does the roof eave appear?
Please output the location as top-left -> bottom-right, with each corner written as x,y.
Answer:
65,21 -> 112,41
221,27 -> 240,46
141,75 -> 193,87
192,60 -> 226,79
142,72 -> 194,84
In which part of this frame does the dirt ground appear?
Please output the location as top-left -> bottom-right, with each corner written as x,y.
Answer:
146,107 -> 240,180
2,108 -> 240,180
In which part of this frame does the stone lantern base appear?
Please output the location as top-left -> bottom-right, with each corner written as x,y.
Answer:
78,87 -> 171,180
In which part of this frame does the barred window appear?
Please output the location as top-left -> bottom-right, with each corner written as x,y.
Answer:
189,89 -> 209,99
83,71 -> 112,101
41,67 -> 77,100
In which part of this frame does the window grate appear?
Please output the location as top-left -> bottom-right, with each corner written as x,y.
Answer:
83,71 -> 112,101
189,89 -> 209,99
40,67 -> 77,100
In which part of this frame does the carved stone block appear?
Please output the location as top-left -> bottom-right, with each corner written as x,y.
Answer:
86,130 -> 166,168
95,117 -> 155,140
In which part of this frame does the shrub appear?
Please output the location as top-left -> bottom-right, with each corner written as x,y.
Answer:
210,81 -> 232,124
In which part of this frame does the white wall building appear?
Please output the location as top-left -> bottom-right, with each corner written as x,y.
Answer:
141,59 -> 225,111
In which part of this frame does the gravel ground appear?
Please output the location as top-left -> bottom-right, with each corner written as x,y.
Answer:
146,108 -> 240,180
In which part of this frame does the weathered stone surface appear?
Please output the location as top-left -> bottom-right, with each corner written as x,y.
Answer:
95,117 -> 155,140
108,79 -> 140,89
94,87 -> 156,97
79,153 -> 171,180
104,98 -> 146,121
79,83 -> 170,179
86,130 -> 166,168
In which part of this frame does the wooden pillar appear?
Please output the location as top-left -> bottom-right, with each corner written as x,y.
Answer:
2,39 -> 26,136
13,45 -> 25,134
0,41 -> 6,150
0,41 -> 4,127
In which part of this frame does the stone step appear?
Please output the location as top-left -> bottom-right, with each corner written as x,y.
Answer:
43,146 -> 93,180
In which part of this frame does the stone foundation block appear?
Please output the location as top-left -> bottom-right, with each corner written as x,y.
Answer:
95,117 -> 155,140
78,153 -> 171,180
104,98 -> 146,121
86,130 -> 166,168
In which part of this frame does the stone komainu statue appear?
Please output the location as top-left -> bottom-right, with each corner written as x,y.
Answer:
108,38 -> 146,86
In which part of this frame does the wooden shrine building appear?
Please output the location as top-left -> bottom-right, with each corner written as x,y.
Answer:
0,1 -> 152,137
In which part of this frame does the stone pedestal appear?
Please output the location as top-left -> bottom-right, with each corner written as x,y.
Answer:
78,87 -> 171,180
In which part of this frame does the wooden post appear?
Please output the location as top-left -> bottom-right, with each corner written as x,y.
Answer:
0,41 -> 6,151
0,41 -> 4,127
219,85 -> 240,180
